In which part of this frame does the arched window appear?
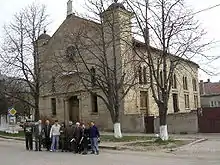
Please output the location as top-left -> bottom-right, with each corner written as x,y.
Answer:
138,66 -> 142,84
172,74 -> 177,89
143,66 -> 147,84
90,67 -> 96,86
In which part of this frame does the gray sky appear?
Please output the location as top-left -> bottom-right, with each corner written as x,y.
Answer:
0,0 -> 220,82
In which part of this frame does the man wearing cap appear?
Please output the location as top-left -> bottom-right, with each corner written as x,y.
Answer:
73,122 -> 82,153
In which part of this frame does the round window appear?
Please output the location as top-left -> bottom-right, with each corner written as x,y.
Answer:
66,45 -> 77,60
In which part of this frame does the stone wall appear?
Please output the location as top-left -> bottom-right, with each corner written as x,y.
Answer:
154,110 -> 198,134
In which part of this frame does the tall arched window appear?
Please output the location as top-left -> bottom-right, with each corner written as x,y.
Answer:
138,66 -> 142,84
143,66 -> 147,84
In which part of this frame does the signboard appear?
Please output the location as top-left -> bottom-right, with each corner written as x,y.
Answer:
8,108 -> 17,116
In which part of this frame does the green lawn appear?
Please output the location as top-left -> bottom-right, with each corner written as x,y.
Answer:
0,131 -> 25,137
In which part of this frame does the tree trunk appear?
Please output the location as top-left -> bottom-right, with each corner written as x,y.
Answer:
159,103 -> 168,140
34,96 -> 40,121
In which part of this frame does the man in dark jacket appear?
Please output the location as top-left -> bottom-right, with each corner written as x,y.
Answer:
34,120 -> 44,151
60,122 -> 67,152
42,120 -> 51,151
73,122 -> 82,153
89,121 -> 100,155
24,120 -> 33,151
80,123 -> 90,154
66,121 -> 74,152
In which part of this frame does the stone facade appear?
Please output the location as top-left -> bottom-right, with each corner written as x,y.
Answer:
38,2 -> 200,132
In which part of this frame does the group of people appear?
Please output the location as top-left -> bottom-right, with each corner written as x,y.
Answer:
24,119 -> 100,155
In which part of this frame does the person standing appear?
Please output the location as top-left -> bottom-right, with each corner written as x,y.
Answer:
50,120 -> 61,152
34,120 -> 44,151
66,121 -> 74,152
24,120 -> 33,151
89,121 -> 100,155
73,122 -> 82,154
43,120 -> 51,151
80,123 -> 90,155
60,122 -> 67,152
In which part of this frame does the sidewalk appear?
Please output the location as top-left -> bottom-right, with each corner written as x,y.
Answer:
0,134 -> 120,150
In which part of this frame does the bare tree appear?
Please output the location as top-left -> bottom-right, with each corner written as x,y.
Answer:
54,0 -> 137,138
126,0 -> 210,140
0,3 -> 49,120
0,75 -> 31,116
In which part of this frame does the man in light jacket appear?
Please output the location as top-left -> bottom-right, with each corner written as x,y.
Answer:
50,120 -> 61,152
34,120 -> 44,151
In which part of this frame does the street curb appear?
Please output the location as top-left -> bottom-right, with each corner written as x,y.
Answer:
0,135 -> 118,150
167,138 -> 208,153
0,135 -> 25,141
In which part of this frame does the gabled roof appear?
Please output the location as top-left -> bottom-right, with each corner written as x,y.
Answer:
133,39 -> 199,67
45,13 -> 198,68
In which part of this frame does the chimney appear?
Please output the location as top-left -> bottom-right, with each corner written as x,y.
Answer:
67,0 -> 73,17
207,79 -> 210,83
199,80 -> 205,95
144,0 -> 150,46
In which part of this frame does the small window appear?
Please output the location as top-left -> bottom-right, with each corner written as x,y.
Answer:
183,76 -> 188,90
218,101 -> 220,107
143,66 -> 147,84
140,91 -> 148,108
138,66 -> 142,84
172,74 -> 177,89
90,67 -> 96,87
194,95 -> 198,109
51,98 -> 56,116
184,94 -> 189,109
192,78 -> 197,91
91,93 -> 98,113
66,45 -> 77,60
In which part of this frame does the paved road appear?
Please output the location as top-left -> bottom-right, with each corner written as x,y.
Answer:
0,138 -> 219,165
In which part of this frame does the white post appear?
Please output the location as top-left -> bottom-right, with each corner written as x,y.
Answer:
114,123 -> 122,138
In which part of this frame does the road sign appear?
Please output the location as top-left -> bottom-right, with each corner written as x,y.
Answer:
8,108 -> 17,116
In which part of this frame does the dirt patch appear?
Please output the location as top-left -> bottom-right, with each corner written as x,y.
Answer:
118,139 -> 193,151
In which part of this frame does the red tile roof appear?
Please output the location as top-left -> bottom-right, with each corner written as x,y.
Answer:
203,82 -> 220,95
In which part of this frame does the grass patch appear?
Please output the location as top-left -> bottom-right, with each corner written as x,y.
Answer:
100,135 -> 155,142
0,131 -> 25,137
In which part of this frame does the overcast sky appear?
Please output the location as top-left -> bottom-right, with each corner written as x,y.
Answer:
0,0 -> 220,82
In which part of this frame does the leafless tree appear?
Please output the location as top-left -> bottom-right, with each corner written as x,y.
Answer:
0,2 -> 49,120
126,0 -> 210,140
54,0 -> 138,138
0,76 -> 31,116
